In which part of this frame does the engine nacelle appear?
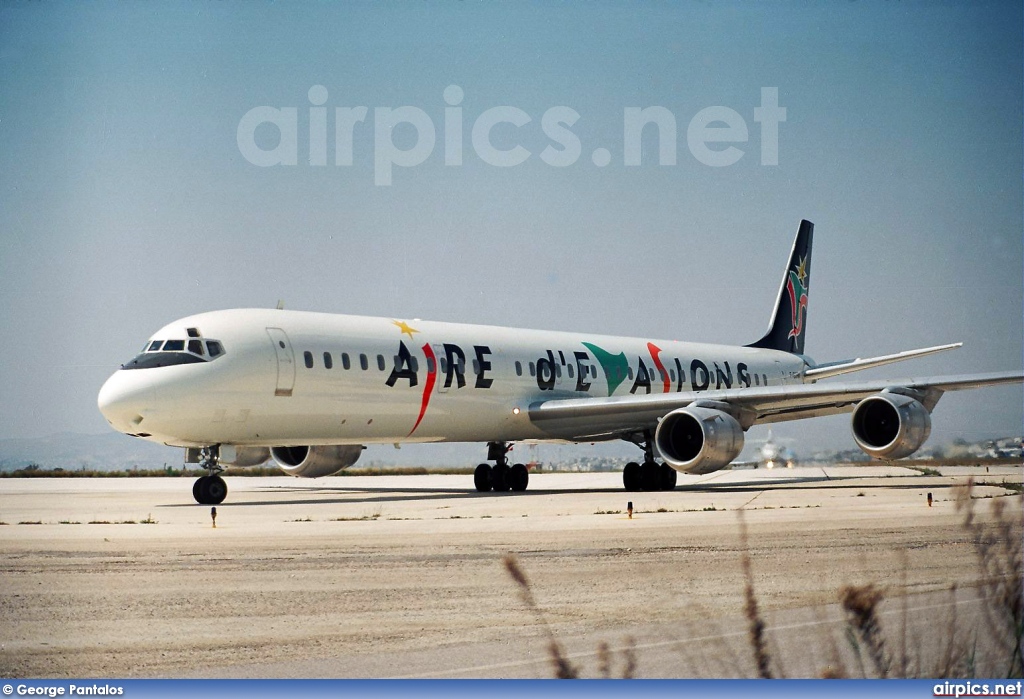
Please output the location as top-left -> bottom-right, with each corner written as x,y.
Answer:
851,392 -> 931,459
219,446 -> 271,468
270,445 -> 364,478
655,407 -> 745,474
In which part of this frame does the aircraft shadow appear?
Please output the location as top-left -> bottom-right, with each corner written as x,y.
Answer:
155,473 -> 938,508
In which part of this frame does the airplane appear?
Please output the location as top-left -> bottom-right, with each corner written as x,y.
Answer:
97,220 -> 1023,504
731,429 -> 795,470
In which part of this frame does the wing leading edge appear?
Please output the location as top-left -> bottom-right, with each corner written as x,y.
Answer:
527,371 -> 1024,441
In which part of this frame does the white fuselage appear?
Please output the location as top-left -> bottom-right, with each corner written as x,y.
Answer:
97,308 -> 808,448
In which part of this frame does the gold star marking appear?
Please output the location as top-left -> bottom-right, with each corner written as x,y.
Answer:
795,256 -> 808,285
393,320 -> 420,340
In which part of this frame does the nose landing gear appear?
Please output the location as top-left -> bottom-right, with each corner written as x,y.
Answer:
192,446 -> 228,504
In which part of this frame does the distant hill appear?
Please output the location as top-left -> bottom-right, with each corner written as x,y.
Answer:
0,432 -> 180,472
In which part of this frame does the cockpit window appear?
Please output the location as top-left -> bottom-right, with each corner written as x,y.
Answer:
122,334 -> 226,370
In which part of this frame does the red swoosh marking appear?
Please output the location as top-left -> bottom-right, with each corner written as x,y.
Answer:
647,342 -> 671,393
408,343 -> 437,436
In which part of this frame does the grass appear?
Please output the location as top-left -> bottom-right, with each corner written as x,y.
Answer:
999,480 -> 1024,495
330,508 -> 383,522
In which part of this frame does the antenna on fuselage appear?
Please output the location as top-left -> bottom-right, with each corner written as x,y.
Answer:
276,300 -> 284,310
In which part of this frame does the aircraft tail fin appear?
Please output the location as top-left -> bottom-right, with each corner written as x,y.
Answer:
746,220 -> 814,355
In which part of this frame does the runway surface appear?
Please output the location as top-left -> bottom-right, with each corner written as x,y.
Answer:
1,465 -> 1020,678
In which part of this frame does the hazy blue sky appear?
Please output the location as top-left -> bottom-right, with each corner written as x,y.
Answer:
1,1 -> 1020,462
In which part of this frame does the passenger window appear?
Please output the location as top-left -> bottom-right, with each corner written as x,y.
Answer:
377,355 -> 385,371
164,340 -> 185,352
188,340 -> 204,356
567,364 -> 574,378
529,362 -> 536,377
304,351 -> 314,369
763,374 -> 768,386
341,353 -> 350,370
426,357 -> 436,373
360,354 -> 368,370
147,341 -> 163,352
323,352 -> 333,369
515,361 -> 522,376
206,341 -> 223,357
754,374 -> 759,386
472,359 -> 480,375
670,368 -> 676,382
627,367 -> 634,380
440,357 -> 448,374
410,356 -> 419,372
555,364 -> 562,378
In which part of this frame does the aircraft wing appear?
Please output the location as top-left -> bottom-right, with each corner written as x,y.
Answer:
527,371 -> 1023,441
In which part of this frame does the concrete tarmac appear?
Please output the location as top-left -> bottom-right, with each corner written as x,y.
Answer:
1,465 -> 1020,678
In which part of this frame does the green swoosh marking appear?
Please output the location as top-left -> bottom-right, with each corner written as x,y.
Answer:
582,342 -> 629,396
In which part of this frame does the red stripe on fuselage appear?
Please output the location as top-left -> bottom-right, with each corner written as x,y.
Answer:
408,343 -> 437,436
647,342 -> 671,393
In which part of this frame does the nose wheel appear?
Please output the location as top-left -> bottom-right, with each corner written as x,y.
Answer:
193,475 -> 228,504
192,446 -> 228,504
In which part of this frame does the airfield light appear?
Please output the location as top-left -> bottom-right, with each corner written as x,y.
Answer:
766,460 -> 774,469
512,407 -> 521,415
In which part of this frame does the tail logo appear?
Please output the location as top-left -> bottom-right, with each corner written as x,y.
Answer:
786,256 -> 809,340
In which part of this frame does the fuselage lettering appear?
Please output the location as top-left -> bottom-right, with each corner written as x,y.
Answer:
473,345 -> 493,389
691,359 -> 710,391
386,341 -> 418,388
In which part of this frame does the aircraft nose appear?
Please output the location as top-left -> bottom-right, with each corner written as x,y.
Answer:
97,371 -> 147,433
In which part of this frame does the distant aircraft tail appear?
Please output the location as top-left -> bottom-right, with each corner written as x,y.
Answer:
746,220 -> 814,355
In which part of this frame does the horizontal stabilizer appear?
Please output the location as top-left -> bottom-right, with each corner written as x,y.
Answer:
803,343 -> 962,381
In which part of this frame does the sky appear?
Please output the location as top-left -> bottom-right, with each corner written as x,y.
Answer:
0,1 -> 1021,464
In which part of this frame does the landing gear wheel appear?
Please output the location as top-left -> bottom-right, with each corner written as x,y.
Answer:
205,476 -> 228,504
490,463 -> 511,492
474,464 -> 493,492
623,462 -> 641,491
193,475 -> 228,504
639,461 -> 660,491
509,463 -> 529,492
659,463 -> 677,491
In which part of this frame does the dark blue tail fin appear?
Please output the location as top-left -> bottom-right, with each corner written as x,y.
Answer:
746,220 -> 814,355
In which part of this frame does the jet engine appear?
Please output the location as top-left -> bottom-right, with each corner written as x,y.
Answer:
270,445 -> 364,478
219,446 -> 271,467
851,392 -> 931,459
655,406 -> 745,474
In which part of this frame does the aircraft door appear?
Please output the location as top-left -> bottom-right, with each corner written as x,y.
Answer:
267,327 -> 295,397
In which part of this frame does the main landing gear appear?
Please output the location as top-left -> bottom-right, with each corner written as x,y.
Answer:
192,446 -> 228,505
474,441 -> 529,493
622,431 -> 677,492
